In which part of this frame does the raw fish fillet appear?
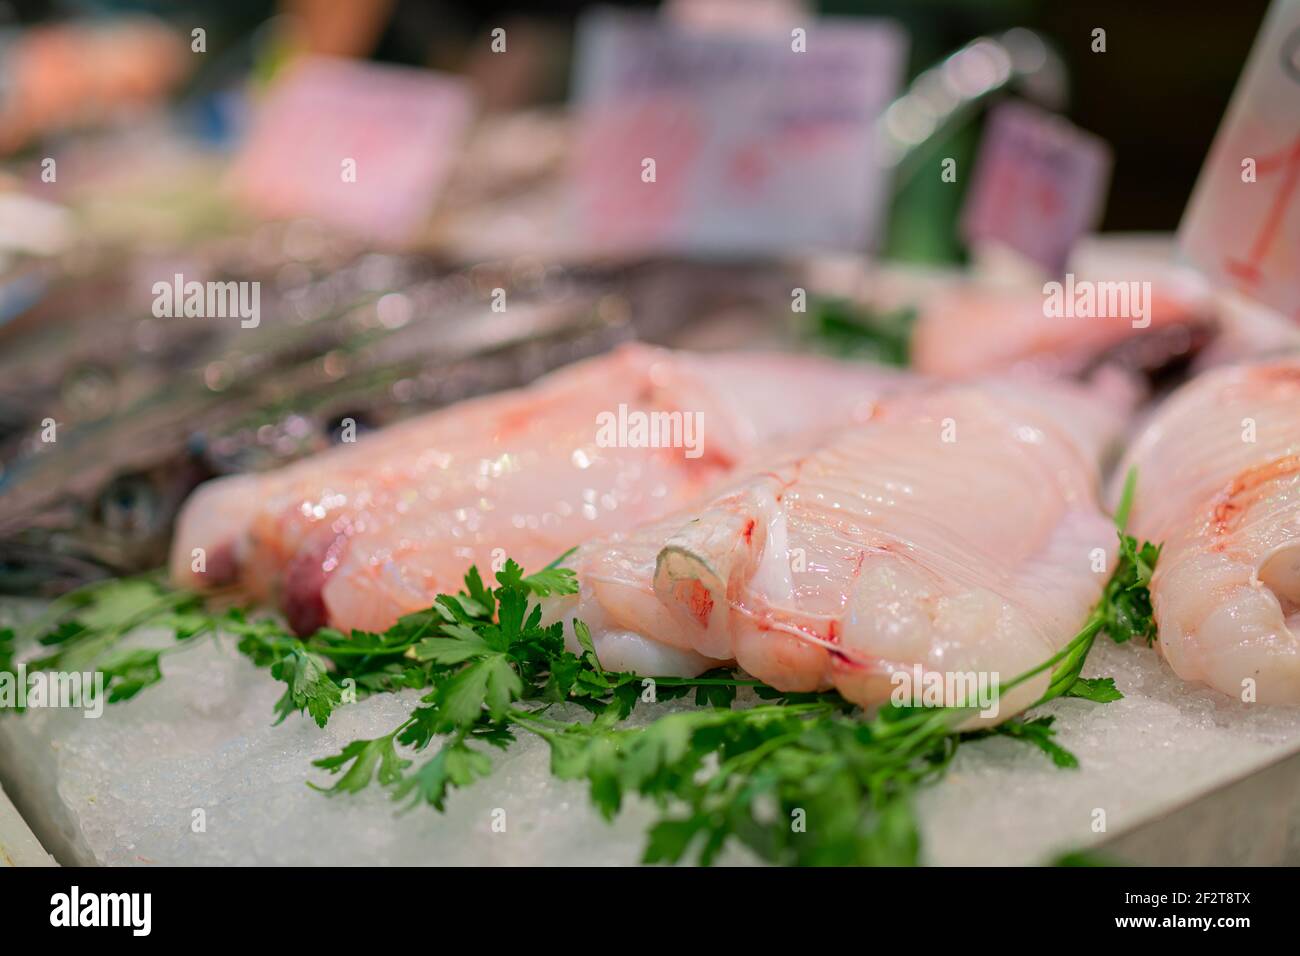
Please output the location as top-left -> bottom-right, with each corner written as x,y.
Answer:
1194,291 -> 1300,370
548,380 -> 1123,721
170,344 -> 900,634
911,279 -> 1212,379
1116,358 -> 1300,703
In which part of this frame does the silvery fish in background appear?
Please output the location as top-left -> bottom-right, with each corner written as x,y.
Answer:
0,242 -> 795,593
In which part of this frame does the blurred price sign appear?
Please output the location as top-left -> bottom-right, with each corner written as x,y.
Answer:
570,8 -> 905,256
961,101 -> 1112,275
229,57 -> 474,245
1180,0 -> 1300,320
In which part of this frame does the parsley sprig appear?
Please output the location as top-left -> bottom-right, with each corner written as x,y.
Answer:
1097,469 -> 1162,645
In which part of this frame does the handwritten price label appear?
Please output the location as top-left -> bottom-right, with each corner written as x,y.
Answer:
960,101 -> 1113,275
569,9 -> 905,256
1181,0 -> 1300,320
229,57 -> 475,246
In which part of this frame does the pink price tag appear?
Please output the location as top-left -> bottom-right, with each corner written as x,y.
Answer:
569,9 -> 905,256
961,101 -> 1113,275
229,57 -> 475,245
1180,0 -> 1300,321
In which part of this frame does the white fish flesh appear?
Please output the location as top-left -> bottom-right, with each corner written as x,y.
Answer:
170,344 -> 901,634
548,379 -> 1124,721
911,280 -> 1212,379
1116,358 -> 1300,703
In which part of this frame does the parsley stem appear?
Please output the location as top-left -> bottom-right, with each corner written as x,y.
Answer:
506,708 -> 570,732
304,641 -> 421,657
649,676 -> 766,687
1018,616 -> 1104,703
710,726 -> 819,782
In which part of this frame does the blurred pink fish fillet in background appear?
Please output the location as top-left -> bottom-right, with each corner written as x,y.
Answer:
1117,357 -> 1300,704
170,344 -> 903,635
911,276 -> 1213,378
547,378 -> 1125,723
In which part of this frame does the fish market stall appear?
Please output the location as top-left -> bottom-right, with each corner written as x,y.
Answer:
1,0 -> 1298,883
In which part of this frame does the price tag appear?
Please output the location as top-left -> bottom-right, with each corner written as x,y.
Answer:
1180,0 -> 1300,319
229,57 -> 475,245
569,8 -> 905,256
960,100 -> 1112,276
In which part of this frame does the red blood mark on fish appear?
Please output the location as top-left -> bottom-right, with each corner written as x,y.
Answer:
827,620 -> 840,643
829,647 -> 859,666
756,456 -> 808,493
496,402 -> 549,438
743,518 -> 756,544
200,542 -> 238,586
1249,365 -> 1300,387
695,447 -> 734,471
283,533 -> 349,635
686,580 -> 717,632
1212,455 -> 1300,537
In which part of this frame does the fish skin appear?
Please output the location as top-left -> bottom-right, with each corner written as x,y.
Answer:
170,343 -> 902,634
549,379 -> 1123,725
1116,358 -> 1300,704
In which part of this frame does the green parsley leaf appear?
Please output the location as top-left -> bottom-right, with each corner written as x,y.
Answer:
310,733 -> 409,795
392,736 -> 494,811
0,627 -> 16,679
980,716 -> 1079,769
96,648 -> 165,703
1065,676 -> 1123,703
270,646 -> 343,728
494,558 -> 579,597
438,654 -> 522,726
